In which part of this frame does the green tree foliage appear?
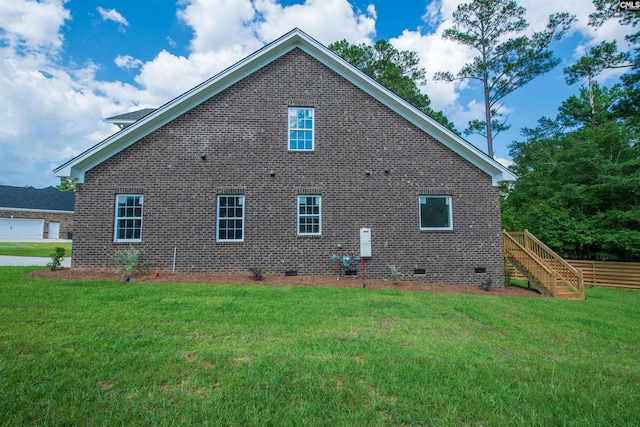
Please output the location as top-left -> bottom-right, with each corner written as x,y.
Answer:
564,41 -> 630,126
434,0 -> 575,157
505,97 -> 640,261
56,177 -> 76,192
590,1 -> 640,125
329,39 -> 456,132
558,82 -> 624,128
502,1 -> 640,261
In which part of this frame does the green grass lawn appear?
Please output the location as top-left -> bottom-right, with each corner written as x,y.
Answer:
1,266 -> 639,426
0,241 -> 72,257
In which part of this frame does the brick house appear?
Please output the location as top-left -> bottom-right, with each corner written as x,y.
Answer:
54,29 -> 515,286
0,185 -> 74,239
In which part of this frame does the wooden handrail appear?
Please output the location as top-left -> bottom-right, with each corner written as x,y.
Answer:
502,231 -> 557,296
505,230 -> 584,299
521,230 -> 583,297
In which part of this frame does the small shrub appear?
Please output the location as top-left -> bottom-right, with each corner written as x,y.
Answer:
249,267 -> 263,281
388,265 -> 403,285
480,279 -> 492,291
46,247 -> 66,271
114,245 -> 147,280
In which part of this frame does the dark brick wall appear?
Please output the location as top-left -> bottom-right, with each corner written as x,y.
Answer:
73,48 -> 505,287
0,210 -> 74,238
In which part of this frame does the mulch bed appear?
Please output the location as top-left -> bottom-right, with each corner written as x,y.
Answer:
28,268 -> 544,297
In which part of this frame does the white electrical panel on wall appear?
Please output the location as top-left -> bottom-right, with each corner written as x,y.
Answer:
360,228 -> 372,258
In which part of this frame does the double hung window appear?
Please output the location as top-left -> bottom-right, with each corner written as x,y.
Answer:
297,195 -> 321,235
217,195 -> 244,242
114,194 -> 143,242
288,107 -> 314,150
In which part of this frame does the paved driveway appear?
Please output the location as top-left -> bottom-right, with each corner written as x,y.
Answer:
0,256 -> 71,267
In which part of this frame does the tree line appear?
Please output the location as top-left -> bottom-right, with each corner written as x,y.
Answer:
504,0 -> 640,261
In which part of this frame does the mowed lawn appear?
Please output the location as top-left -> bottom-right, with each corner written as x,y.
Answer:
0,241 -> 72,257
1,267 -> 638,426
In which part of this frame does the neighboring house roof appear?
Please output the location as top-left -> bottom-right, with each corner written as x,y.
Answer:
55,28 -> 517,186
0,185 -> 75,212
106,108 -> 157,129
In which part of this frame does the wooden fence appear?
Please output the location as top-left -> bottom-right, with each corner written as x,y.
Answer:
508,260 -> 640,290
567,260 -> 640,290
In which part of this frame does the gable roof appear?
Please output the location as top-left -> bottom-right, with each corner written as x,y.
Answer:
55,28 -> 516,186
0,185 -> 75,212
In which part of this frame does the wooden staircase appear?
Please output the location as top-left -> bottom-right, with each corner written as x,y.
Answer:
503,230 -> 584,300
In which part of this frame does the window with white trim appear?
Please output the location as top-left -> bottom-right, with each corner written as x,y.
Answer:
288,107 -> 314,150
297,195 -> 321,235
114,195 -> 143,242
419,195 -> 453,230
217,195 -> 244,242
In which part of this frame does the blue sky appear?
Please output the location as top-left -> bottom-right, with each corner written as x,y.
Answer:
0,0 -> 634,188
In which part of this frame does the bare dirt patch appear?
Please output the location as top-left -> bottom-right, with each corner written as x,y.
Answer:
27,268 -> 543,297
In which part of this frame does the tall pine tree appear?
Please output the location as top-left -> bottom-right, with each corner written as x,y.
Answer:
434,0 -> 575,157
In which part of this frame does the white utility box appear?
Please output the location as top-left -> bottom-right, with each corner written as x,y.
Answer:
360,228 -> 372,258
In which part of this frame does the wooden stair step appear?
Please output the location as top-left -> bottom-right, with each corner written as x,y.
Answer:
556,284 -> 580,298
503,230 -> 585,299
556,292 -> 581,299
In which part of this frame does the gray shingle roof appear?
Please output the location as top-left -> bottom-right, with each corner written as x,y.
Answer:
106,108 -> 156,122
0,185 -> 75,212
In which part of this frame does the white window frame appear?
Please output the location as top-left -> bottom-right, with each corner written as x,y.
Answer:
217,195 -> 244,242
419,195 -> 453,231
114,194 -> 144,242
288,107 -> 314,151
297,195 -> 321,236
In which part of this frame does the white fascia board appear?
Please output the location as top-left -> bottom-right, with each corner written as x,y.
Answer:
0,207 -> 74,214
106,119 -> 136,125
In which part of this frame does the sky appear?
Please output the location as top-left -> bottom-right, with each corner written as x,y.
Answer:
0,0 -> 635,188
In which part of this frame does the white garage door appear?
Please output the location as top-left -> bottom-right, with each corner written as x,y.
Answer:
0,218 -> 45,239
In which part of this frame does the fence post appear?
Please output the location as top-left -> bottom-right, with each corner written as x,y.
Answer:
578,268 -> 584,299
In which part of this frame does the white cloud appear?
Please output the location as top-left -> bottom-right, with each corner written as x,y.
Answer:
0,0 -> 70,51
177,0 -> 258,52
391,28 -> 471,113
115,55 -> 143,70
0,53 -> 121,186
97,6 -> 129,27
451,99 -> 489,130
252,0 -> 376,45
175,0 -> 376,53
495,157 -> 514,168
0,1 -> 147,187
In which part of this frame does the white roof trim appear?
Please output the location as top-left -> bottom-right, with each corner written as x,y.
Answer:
0,207 -> 74,214
106,118 -> 136,124
55,28 -> 516,186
